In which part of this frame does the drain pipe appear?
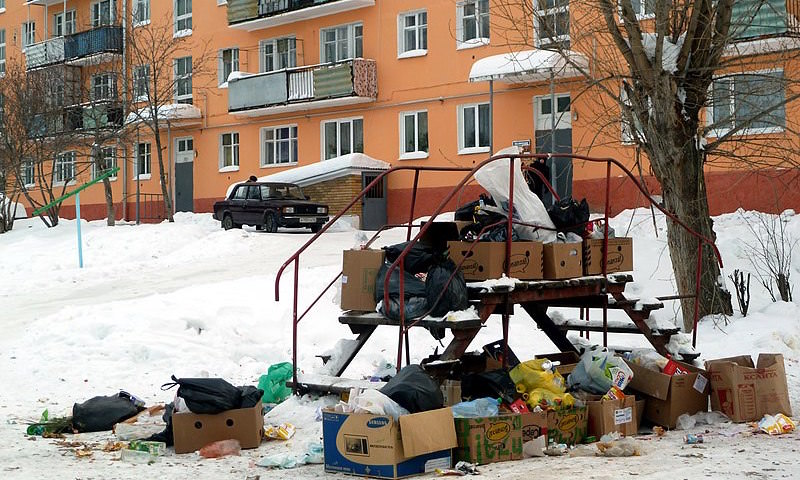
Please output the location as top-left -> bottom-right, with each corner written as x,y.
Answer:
121,0 -> 128,221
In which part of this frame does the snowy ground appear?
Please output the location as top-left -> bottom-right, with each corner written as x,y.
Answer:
0,209 -> 799,479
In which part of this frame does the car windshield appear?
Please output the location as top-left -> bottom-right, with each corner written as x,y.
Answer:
267,184 -> 305,200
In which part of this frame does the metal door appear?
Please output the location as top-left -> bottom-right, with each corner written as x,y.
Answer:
534,94 -> 573,206
361,172 -> 387,231
175,137 -> 194,212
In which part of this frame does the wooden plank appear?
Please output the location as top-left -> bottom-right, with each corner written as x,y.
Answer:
554,319 -> 679,335
339,311 -> 482,330
326,326 -> 377,377
288,373 -> 386,395
521,303 -> 579,354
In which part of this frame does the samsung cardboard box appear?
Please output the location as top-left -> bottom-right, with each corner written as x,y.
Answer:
454,414 -> 523,465
522,407 -> 588,445
705,354 -> 792,423
625,360 -> 710,429
341,249 -> 385,311
543,242 -> 583,279
583,238 -> 634,275
323,407 -> 456,479
448,241 -> 543,281
582,394 -> 639,437
172,402 -> 264,454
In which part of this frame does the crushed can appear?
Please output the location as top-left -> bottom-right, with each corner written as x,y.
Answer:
684,434 -> 704,444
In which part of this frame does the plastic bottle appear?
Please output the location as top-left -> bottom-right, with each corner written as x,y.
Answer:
198,439 -> 242,458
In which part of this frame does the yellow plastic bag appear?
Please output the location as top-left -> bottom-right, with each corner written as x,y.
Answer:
526,388 -> 575,409
510,359 -> 566,394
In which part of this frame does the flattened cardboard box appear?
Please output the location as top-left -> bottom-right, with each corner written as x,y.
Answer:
705,353 -> 792,423
172,402 -> 264,454
448,241 -> 544,281
341,249 -> 385,312
323,407 -> 456,479
543,242 -> 583,279
454,414 -> 522,465
522,407 -> 588,445
582,395 -> 638,437
625,360 -> 710,429
583,238 -> 634,275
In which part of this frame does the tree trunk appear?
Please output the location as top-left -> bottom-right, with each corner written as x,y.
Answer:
153,126 -> 174,222
92,144 -> 116,227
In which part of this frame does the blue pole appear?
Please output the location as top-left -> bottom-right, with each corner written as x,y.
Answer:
76,192 -> 84,269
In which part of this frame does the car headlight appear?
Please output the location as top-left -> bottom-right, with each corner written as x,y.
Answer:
317,207 -> 327,214
283,207 -> 294,214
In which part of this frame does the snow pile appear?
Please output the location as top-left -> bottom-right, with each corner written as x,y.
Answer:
639,33 -> 684,73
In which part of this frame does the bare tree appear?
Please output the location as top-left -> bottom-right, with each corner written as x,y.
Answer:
492,0 -> 800,329
743,211 -> 796,302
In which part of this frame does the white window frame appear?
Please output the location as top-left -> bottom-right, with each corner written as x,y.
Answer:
0,29 -> 5,76
218,47 -> 239,86
398,10 -> 427,58
261,124 -> 298,167
92,146 -> 117,180
136,142 -> 151,179
133,64 -> 149,102
219,132 -> 240,171
259,36 -> 297,73
53,10 -> 76,37
91,72 -> 116,100
629,0 -> 655,19
133,0 -> 150,26
456,0 -> 490,49
321,117 -> 364,160
320,23 -> 363,63
91,0 -> 114,28
399,110 -> 429,159
174,56 -> 192,104
54,151 -> 76,185
22,159 -> 35,187
457,103 -> 490,154
174,0 -> 192,35
534,0 -> 570,48
706,68 -> 786,137
22,22 -> 35,49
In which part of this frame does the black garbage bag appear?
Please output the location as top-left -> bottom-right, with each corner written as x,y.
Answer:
383,242 -> 438,274
379,296 -> 429,321
478,225 -> 520,242
163,375 -> 241,415
239,385 -> 265,409
461,369 -> 518,404
425,259 -> 468,317
455,194 -> 496,221
375,262 -> 427,301
380,365 -> 443,413
72,392 -> 142,433
145,402 -> 175,446
547,197 -> 590,236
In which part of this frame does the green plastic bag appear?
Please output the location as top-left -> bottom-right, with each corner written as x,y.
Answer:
258,362 -> 294,404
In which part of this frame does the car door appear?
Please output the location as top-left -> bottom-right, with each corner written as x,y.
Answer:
228,185 -> 247,224
244,185 -> 263,226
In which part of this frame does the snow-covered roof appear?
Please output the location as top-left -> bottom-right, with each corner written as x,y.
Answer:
125,104 -> 202,126
469,49 -> 589,83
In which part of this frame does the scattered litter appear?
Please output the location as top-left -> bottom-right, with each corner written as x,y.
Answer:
74,447 -> 93,458
102,441 -> 125,452
544,442 -> 568,456
676,411 -> 729,430
652,426 -> 666,437
128,440 -> 167,456
435,461 -> 479,476
596,438 -> 642,457
758,413 -> 796,435
265,422 -> 296,440
199,439 -> 241,459
120,448 -> 160,464
256,442 -> 323,469
522,436 -> 546,458
569,444 -> 598,457
684,434 -> 704,444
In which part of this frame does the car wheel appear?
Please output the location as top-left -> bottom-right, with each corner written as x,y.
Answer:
310,224 -> 322,234
264,213 -> 278,233
222,214 -> 234,230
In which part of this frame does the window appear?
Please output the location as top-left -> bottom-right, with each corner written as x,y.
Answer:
458,103 -> 490,152
0,29 -> 5,76
175,0 -> 192,33
322,118 -> 363,160
91,0 -> 113,27
133,0 -> 150,25
133,65 -> 149,101
54,151 -> 76,184
92,73 -> 116,100
398,11 -> 427,56
22,22 -> 35,48
260,37 -> 296,72
136,142 -> 151,177
218,48 -> 239,85
54,10 -> 76,37
711,70 -> 786,134
0,1 -> 5,10
22,160 -> 35,187
457,1 -> 489,46
535,0 -> 570,48
261,125 -> 298,166
400,111 -> 428,158
631,0 -> 655,17
321,23 -> 363,63
93,147 -> 117,178
220,132 -> 239,169
175,56 -> 192,104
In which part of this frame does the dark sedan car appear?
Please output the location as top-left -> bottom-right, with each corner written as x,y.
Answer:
213,182 -> 329,233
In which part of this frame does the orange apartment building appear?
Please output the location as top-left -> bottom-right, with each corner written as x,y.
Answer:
4,0 -> 799,226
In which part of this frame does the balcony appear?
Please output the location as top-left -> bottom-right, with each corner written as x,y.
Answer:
64,26 -> 123,66
731,0 -> 800,40
228,58 -> 377,116
27,101 -> 124,138
25,37 -> 65,70
227,0 -> 374,31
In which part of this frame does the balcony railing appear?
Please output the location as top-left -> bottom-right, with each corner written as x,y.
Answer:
731,0 -> 800,40
228,59 -> 377,114
27,101 -> 124,138
25,37 -> 65,70
64,25 -> 123,63
227,0 -> 374,29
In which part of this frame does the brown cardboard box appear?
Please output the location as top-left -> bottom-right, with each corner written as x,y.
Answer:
583,238 -> 634,275
521,407 -> 588,445
448,241 -> 544,281
705,354 -> 792,423
341,249 -> 385,311
583,395 -> 639,437
625,360 -> 710,428
543,242 -> 583,279
454,413 -> 523,465
172,402 -> 264,454
441,380 -> 462,407
635,399 -> 646,428
323,407 -> 455,479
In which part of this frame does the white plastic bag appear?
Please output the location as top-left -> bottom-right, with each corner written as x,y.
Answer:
474,156 -> 556,243
348,388 -> 410,420
568,346 -> 633,394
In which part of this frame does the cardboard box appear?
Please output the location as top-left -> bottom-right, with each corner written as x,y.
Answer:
583,395 -> 638,437
635,398 -> 645,428
625,360 -> 710,429
172,402 -> 264,454
522,407 -> 588,445
543,242 -> 583,279
441,380 -> 462,407
454,414 -> 523,465
323,408 -> 455,479
583,237 -> 634,275
448,241 -> 544,281
341,249 -> 385,311
705,354 -> 792,423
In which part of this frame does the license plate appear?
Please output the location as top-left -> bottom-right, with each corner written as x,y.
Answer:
299,217 -> 316,223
